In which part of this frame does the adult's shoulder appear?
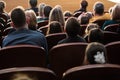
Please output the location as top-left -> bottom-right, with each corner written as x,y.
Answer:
104,20 -> 118,25
31,30 -> 43,34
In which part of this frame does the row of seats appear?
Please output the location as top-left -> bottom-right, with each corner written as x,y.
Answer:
39,23 -> 120,36
0,64 -> 120,80
0,41 -> 119,78
46,31 -> 120,50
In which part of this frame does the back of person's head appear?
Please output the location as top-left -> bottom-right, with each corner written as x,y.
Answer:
93,2 -> 104,15
10,6 -> 26,28
78,13 -> 89,25
84,42 -> 107,64
29,0 -> 38,8
85,12 -> 93,19
65,17 -> 81,37
10,72 -> 38,80
111,4 -> 120,21
47,21 -> 63,35
38,3 -> 46,17
85,23 -> 99,34
80,0 -> 88,9
44,5 -> 52,18
25,10 -> 37,30
0,0 -> 6,12
49,5 -> 65,27
63,11 -> 73,17
88,28 -> 104,43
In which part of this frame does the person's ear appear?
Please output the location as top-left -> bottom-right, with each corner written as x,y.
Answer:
26,16 -> 30,24
10,22 -> 15,28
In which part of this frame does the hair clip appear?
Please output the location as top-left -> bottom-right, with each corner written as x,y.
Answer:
94,51 -> 105,64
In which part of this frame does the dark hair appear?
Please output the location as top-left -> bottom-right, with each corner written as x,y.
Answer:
47,21 -> 63,35
11,7 -> 26,27
85,42 -> 107,64
78,14 -> 89,25
80,0 -> 88,12
88,28 -> 104,43
65,17 -> 81,37
44,6 -> 52,17
0,1 -> 6,12
81,0 -> 88,8
29,0 -> 38,7
64,11 -> 73,17
94,2 -> 104,15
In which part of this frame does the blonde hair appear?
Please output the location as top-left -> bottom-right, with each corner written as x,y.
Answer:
25,10 -> 37,30
111,4 -> 120,21
49,5 -> 65,27
85,23 -> 99,34
38,3 -> 46,17
10,72 -> 38,80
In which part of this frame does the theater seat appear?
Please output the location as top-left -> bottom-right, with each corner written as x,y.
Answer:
105,41 -> 120,65
104,24 -> 119,32
49,42 -> 88,79
0,67 -> 56,80
46,33 -> 66,50
62,64 -> 120,80
0,45 -> 47,69
93,19 -> 108,28
103,31 -> 120,44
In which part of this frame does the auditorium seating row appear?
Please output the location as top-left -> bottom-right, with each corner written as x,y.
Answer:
45,31 -> 120,50
0,41 -> 119,79
0,64 -> 119,80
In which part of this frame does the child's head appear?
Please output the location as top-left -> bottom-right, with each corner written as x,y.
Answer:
88,28 -> 104,43
85,23 -> 99,34
84,42 -> 107,64
47,21 -> 63,35
10,72 -> 38,80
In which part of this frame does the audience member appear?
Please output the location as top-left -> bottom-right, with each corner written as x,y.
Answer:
88,28 -> 104,44
49,5 -> 65,27
38,3 -> 46,18
46,21 -> 63,35
90,1 -> 111,23
28,0 -> 38,16
63,11 -> 73,20
83,42 -> 107,65
10,72 -> 38,80
37,3 -> 46,22
78,13 -> 89,25
84,23 -> 99,42
102,4 -> 120,30
85,23 -> 99,35
85,12 -> 93,20
2,7 -> 48,53
43,5 -> 52,21
58,17 -> 86,44
25,10 -> 37,30
0,0 -> 6,13
0,0 -> 10,22
74,0 -> 88,13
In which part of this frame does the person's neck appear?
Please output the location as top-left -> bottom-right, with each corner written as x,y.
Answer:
15,23 -> 28,31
